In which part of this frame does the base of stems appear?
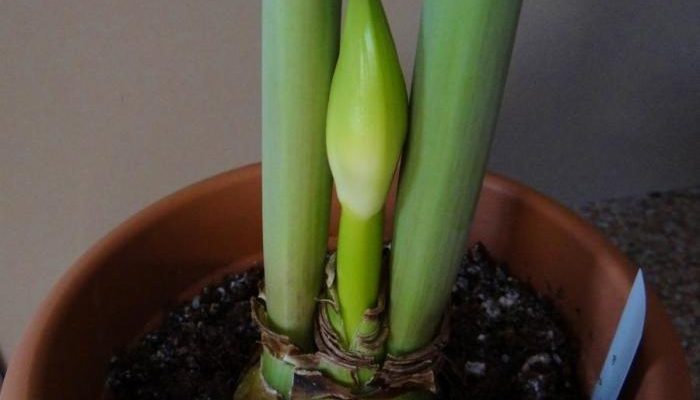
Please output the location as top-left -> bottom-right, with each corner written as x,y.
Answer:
235,253 -> 448,399
233,360 -> 279,400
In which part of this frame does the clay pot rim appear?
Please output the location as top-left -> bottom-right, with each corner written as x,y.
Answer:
0,164 -> 633,386
1,163 -> 689,397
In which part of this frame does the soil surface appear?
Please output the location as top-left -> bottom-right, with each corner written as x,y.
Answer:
106,244 -> 583,399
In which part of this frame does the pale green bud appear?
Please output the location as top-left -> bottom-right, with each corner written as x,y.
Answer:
326,0 -> 407,219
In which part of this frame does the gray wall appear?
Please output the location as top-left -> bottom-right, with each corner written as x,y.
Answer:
492,0 -> 700,204
1,0 -> 698,357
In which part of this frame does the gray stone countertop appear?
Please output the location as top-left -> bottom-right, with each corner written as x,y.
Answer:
578,187 -> 699,395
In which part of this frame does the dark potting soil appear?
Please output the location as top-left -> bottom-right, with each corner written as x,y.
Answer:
106,244 -> 583,399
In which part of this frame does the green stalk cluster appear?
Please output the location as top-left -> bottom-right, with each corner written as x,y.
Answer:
388,0 -> 523,356
260,0 -> 340,395
253,0 -> 522,398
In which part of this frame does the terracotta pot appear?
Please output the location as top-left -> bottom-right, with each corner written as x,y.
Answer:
1,164 -> 692,399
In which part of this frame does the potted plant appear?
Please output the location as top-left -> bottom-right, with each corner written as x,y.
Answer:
239,0 -> 539,398
0,0 -> 692,399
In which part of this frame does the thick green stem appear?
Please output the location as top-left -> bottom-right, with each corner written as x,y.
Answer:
261,0 -> 340,396
325,0 -> 406,359
388,0 -> 522,356
260,350 -> 294,397
336,207 -> 384,344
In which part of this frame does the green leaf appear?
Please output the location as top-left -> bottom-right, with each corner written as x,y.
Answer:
388,0 -> 523,356
261,0 -> 341,396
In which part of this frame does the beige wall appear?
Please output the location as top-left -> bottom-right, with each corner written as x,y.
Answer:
2,0 -> 699,359
0,0 -> 266,358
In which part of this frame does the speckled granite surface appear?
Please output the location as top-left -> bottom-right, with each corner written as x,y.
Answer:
578,187 -> 699,395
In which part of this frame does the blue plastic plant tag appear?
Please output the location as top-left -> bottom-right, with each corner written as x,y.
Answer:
591,269 -> 646,400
